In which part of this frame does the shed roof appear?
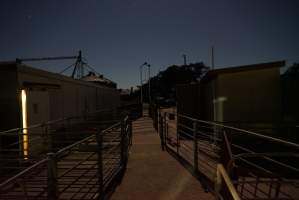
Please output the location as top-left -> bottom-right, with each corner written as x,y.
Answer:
201,60 -> 285,82
0,61 -> 117,89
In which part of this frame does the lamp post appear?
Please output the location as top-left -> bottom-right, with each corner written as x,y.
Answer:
147,64 -> 151,105
140,62 -> 147,116
182,54 -> 187,65
139,62 -> 151,116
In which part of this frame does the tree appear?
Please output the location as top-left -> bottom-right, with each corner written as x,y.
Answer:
142,62 -> 209,105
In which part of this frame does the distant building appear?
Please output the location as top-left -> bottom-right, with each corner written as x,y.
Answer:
119,87 -> 140,108
80,72 -> 117,88
177,61 -> 285,127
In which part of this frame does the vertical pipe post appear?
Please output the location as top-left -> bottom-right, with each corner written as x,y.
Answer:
47,153 -> 57,200
158,111 -> 161,134
193,121 -> 199,174
211,46 -> 217,145
96,132 -> 103,198
159,112 -> 164,151
129,119 -> 133,146
166,123 -> 169,140
176,117 -> 179,155
44,123 -> 47,149
120,119 -> 126,167
148,65 -> 151,105
155,104 -> 160,131
163,112 -> 167,149
45,124 -> 52,153
140,65 -> 143,116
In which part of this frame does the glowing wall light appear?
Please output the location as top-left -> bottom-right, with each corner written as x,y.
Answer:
21,89 -> 28,159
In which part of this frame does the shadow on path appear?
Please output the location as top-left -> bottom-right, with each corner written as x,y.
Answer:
109,117 -> 213,200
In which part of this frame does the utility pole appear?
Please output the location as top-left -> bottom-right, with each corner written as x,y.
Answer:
140,64 -> 143,106
139,62 -> 148,116
182,54 -> 187,65
211,46 -> 217,145
148,64 -> 151,105
211,47 -> 214,70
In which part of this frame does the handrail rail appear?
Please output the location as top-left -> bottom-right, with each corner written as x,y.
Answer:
55,121 -> 121,157
0,108 -> 114,135
0,158 -> 48,188
156,109 -> 299,200
177,114 -> 299,149
231,152 -> 299,174
215,164 -> 241,200
0,115 -> 131,199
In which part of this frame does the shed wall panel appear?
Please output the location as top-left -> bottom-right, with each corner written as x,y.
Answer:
16,66 -> 120,126
216,67 -> 281,123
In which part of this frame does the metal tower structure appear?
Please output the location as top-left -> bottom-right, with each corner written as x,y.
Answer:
16,50 -> 91,79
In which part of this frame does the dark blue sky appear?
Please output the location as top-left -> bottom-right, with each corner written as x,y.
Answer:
1,0 -> 298,88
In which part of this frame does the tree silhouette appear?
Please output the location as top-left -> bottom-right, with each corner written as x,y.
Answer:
142,62 -> 209,105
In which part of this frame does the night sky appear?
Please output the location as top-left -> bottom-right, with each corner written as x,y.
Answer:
1,0 -> 298,88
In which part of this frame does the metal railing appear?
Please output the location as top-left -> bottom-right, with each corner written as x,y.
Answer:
215,164 -> 241,200
0,115 -> 132,199
155,110 -> 299,200
0,103 -> 141,183
0,109 -> 122,182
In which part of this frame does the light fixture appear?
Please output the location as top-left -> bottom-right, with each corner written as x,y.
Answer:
21,89 -> 28,159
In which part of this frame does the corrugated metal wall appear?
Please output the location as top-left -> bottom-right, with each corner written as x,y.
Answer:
0,63 -> 120,130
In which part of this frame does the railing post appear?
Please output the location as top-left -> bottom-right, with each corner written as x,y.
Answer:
166,123 -> 169,140
156,105 -> 159,131
221,130 -> 239,192
159,112 -> 165,151
193,121 -> 199,174
47,153 -> 57,200
215,164 -> 222,200
129,119 -> 133,146
158,111 -> 160,138
176,118 -> 179,155
120,118 -> 126,167
96,132 -> 103,198
163,112 -> 167,149
46,124 -> 53,153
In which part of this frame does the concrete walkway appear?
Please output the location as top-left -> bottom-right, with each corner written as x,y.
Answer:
110,117 -> 213,200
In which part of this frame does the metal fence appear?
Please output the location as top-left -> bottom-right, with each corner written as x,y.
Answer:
215,164 -> 241,200
156,110 -> 299,200
0,103 -> 141,182
0,109 -> 122,182
0,115 -> 132,200
0,103 -> 138,200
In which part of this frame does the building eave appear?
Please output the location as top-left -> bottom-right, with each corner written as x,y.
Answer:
201,60 -> 285,83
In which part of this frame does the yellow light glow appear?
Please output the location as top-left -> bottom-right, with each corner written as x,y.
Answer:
21,89 -> 28,159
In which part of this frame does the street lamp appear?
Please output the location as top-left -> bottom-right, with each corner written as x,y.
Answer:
139,62 -> 147,105
139,62 -> 151,116
147,64 -> 151,105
